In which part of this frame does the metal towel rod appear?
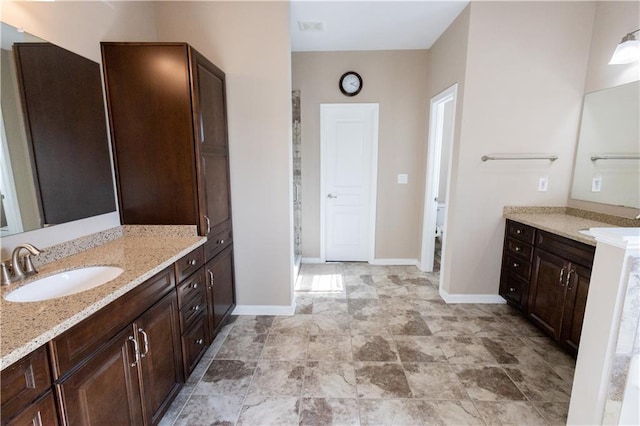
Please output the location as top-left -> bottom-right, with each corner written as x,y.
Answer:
481,154 -> 558,162
590,154 -> 640,161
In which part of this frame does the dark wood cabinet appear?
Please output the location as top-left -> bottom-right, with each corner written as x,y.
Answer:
4,391 -> 58,426
500,220 -> 595,356
101,42 -> 232,238
205,246 -> 236,342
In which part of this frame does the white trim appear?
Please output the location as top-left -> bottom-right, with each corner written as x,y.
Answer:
591,227 -> 640,250
233,304 -> 296,316
320,103 -> 379,263
371,258 -> 420,267
301,257 -> 324,264
439,288 -> 507,304
420,84 -> 457,273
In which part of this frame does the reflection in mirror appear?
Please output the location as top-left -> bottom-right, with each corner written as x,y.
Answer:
571,81 -> 640,209
0,22 -> 116,237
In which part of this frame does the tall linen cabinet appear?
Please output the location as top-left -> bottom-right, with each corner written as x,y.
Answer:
101,43 -> 235,342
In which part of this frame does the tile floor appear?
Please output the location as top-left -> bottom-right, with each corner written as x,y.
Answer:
160,263 -> 576,425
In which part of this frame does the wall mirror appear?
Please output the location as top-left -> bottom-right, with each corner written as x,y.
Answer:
0,22 -> 116,237
571,80 -> 640,209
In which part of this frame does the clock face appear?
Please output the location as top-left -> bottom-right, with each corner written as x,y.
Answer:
339,71 -> 362,96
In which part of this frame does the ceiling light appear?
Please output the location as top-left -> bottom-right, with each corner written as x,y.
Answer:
298,21 -> 324,32
609,29 -> 640,65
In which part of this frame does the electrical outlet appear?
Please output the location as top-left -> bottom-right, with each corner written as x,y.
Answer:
397,174 -> 408,184
592,175 -> 602,192
537,176 -> 548,192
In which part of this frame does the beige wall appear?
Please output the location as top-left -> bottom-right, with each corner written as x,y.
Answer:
567,1 -> 640,219
292,50 -> 429,260
154,2 -> 294,307
442,1 -> 595,295
0,1 -> 157,257
424,5 -> 470,294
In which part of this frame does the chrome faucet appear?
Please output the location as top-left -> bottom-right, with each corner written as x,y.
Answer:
1,244 -> 43,286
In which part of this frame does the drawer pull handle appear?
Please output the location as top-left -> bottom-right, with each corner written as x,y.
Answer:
188,259 -> 197,266
24,365 -> 36,389
139,328 -> 150,358
514,246 -> 521,252
516,229 -> 522,234
513,262 -> 519,268
204,215 -> 211,234
567,269 -> 575,289
509,287 -> 516,292
192,305 -> 200,312
208,269 -> 214,288
559,267 -> 566,286
195,338 -> 204,345
129,336 -> 141,367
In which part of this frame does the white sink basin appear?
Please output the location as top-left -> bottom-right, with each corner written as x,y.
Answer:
4,266 -> 124,303
578,229 -> 594,237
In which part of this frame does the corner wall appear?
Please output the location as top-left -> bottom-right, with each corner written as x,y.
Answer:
154,1 -> 294,308
292,50 -> 429,261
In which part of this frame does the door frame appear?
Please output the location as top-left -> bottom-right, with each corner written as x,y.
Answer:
420,84 -> 457,272
319,103 -> 379,263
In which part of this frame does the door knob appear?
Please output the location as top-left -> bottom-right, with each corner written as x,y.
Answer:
327,194 -> 337,199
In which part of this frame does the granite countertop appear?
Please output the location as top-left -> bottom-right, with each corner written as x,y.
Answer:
0,234 -> 206,370
504,210 -> 617,246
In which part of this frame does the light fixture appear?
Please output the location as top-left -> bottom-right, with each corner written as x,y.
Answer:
609,29 -> 640,65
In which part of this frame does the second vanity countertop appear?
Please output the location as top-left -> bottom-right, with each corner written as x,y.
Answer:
0,234 -> 206,370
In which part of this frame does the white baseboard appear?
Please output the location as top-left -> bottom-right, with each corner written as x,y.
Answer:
301,257 -> 323,264
232,304 -> 296,316
370,258 -> 420,267
439,289 -> 506,304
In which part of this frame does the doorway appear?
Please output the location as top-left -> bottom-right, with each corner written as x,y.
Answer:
320,103 -> 379,262
420,84 -> 457,273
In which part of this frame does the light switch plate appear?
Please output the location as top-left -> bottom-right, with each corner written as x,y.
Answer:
592,175 -> 602,192
537,176 -> 548,192
397,174 -> 408,184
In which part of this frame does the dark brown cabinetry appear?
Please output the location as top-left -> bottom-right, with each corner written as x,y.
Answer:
499,220 -> 595,356
205,245 -> 236,342
53,268 -> 183,425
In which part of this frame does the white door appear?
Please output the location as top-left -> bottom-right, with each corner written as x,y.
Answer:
321,104 -> 378,262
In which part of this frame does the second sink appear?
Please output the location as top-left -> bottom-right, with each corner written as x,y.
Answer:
4,266 -> 124,303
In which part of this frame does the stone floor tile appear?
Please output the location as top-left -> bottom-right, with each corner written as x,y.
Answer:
309,314 -> 350,335
312,297 -> 349,315
351,335 -> 400,362
354,362 -> 412,398
348,299 -> 385,316
261,334 -> 308,360
533,401 -> 570,425
479,337 -> 548,366
193,359 -> 256,396
497,315 -> 545,337
453,365 -> 526,401
348,314 -> 391,335
345,283 -> 379,299
423,316 -> 476,336
247,361 -> 305,397
523,337 -> 576,370
214,333 -> 267,360
238,396 -> 300,426
426,400 -> 485,425
403,363 -> 468,399
271,315 -> 312,335
502,364 -> 572,402
158,393 -> 188,426
295,295 -> 314,314
299,398 -> 360,426
414,299 -> 457,316
439,337 -> 500,364
473,401 -> 548,425
393,336 -> 447,363
229,315 -> 275,334
385,314 -> 432,336
358,398 -> 430,425
303,362 -> 357,398
307,335 -> 353,361
174,395 -> 244,426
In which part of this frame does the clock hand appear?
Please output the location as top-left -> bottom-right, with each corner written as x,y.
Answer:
351,82 -> 358,87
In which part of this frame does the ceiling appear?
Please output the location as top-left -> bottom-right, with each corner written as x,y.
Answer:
290,1 -> 469,52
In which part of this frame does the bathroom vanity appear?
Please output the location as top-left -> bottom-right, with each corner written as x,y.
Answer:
0,228 -> 233,425
499,208 -> 634,356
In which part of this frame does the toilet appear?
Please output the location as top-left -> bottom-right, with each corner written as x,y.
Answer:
435,202 -> 445,240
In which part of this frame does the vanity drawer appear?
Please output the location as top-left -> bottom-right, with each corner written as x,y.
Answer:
180,284 -> 207,330
3,390 -> 58,426
504,254 -> 531,280
176,269 -> 205,309
181,312 -> 208,377
175,247 -> 204,283
506,237 -> 533,262
50,267 -> 175,379
500,274 -> 528,310
536,230 -> 595,268
1,346 -> 52,421
204,228 -> 232,262
507,220 -> 535,244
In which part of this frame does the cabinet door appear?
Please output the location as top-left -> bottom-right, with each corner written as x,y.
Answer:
181,313 -> 208,377
4,391 -> 58,426
191,50 -> 232,236
58,327 -> 143,426
135,292 -> 184,425
205,246 -> 235,341
527,248 -> 568,339
560,264 -> 591,355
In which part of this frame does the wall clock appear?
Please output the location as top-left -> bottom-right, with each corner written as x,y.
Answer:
339,71 -> 362,97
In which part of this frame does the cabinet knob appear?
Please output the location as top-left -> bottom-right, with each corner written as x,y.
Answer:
217,239 -> 225,245
516,229 -> 522,234
513,262 -> 519,268
514,246 -> 521,252
188,259 -> 197,266
195,338 -> 204,345
192,305 -> 200,312
192,282 -> 198,289
509,287 -> 516,292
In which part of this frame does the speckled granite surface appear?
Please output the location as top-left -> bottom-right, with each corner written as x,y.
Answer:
503,207 -> 627,246
0,233 -> 206,370
123,224 -> 198,237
